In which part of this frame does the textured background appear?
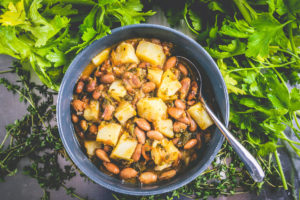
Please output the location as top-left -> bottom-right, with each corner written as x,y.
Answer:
0,10 -> 299,200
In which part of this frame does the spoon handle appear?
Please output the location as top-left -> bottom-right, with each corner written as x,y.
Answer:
204,104 -> 265,182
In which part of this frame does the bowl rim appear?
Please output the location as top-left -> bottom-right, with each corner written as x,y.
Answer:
57,23 -> 230,196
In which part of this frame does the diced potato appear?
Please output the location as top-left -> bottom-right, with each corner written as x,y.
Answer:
110,132 -> 137,160
84,140 -> 101,157
136,41 -> 166,67
114,102 -> 136,125
136,98 -> 167,122
154,119 -> 174,138
96,123 -> 122,146
108,80 -> 127,101
151,139 -> 180,167
83,100 -> 100,122
111,42 -> 139,65
80,63 -> 96,79
187,102 -> 213,130
157,69 -> 182,101
147,67 -> 163,86
92,48 -> 111,66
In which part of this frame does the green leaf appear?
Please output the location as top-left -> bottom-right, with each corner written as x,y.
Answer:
43,3 -> 78,17
220,18 -> 254,38
45,48 -> 66,67
206,40 -> 246,59
258,142 -> 277,157
245,14 -> 290,59
289,88 -> 300,111
188,10 -> 201,31
0,0 -> 28,26
81,27 -> 97,42
0,26 -> 31,59
208,1 -> 225,13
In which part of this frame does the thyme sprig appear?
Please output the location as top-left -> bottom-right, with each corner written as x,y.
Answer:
0,62 -> 86,200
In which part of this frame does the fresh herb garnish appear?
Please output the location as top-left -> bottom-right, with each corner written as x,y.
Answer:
0,0 -> 155,90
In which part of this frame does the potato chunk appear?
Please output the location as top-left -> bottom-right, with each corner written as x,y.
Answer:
157,69 -> 182,101
187,102 -> 213,130
136,98 -> 167,122
84,140 -> 101,157
111,42 -> 139,65
147,67 -> 163,86
96,123 -> 122,146
151,139 -> 180,167
154,119 -> 174,138
136,41 -> 166,67
110,132 -> 137,160
92,48 -> 110,66
114,102 -> 136,125
83,100 -> 100,122
108,80 -> 127,101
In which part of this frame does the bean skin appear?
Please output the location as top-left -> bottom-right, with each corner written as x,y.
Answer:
164,56 -> 177,71
72,99 -> 86,112
92,84 -> 104,100
96,149 -> 110,162
187,81 -> 198,100
77,131 -> 85,140
80,120 -> 88,131
147,130 -> 164,140
103,162 -> 119,174
89,124 -> 98,134
102,105 -> 115,121
113,65 -> 126,77
187,113 -> 197,132
173,122 -> 187,133
100,73 -> 115,84
172,137 -> 180,145
142,144 -> 151,161
196,133 -> 202,149
184,139 -> 198,150
71,114 -> 79,123
178,112 -> 191,125
167,107 -> 184,120
76,81 -> 84,94
132,144 -> 142,162
174,99 -> 186,110
187,100 -> 196,106
138,62 -> 150,69
180,78 -> 191,99
139,172 -> 157,184
159,170 -> 176,180
120,168 -> 138,179
178,63 -> 188,76
135,118 -> 151,131
142,82 -> 156,93
135,127 -> 146,144
86,78 -> 97,92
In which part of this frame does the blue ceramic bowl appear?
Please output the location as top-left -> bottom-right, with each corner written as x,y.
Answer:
57,24 -> 229,196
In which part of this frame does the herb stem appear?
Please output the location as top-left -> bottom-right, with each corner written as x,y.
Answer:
227,61 -> 296,73
274,150 -> 288,190
0,128 -> 12,149
287,14 -> 299,64
232,0 -> 252,24
294,112 -> 300,130
269,47 -> 300,60
0,69 -> 14,74
62,184 -> 87,200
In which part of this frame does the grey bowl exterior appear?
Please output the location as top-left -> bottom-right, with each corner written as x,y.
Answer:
57,24 -> 229,196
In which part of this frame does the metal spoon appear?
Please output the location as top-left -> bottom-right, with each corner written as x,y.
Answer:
177,56 -> 265,182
